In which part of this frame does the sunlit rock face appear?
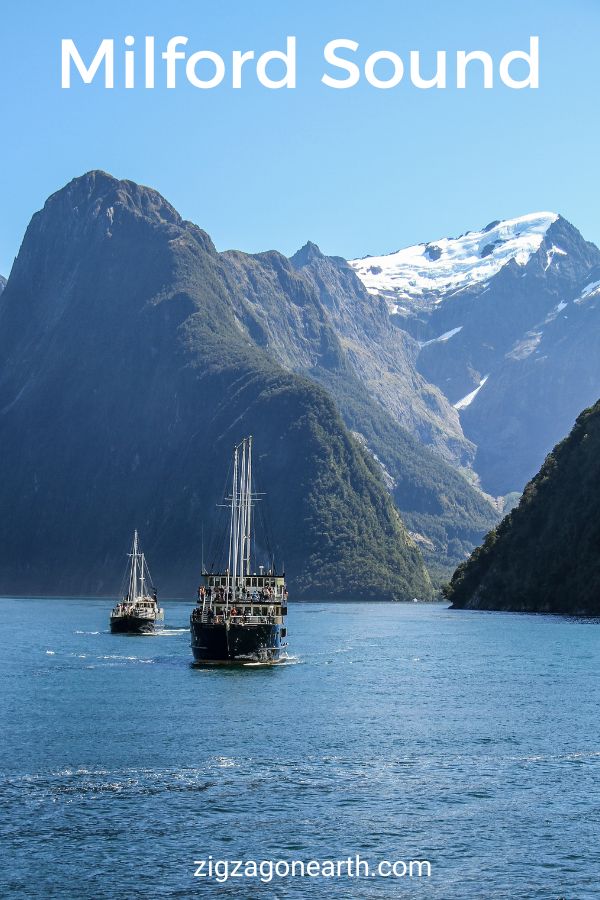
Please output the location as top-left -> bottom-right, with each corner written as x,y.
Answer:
350,214 -> 600,494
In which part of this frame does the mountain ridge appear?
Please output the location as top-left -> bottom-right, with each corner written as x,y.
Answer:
348,211 -> 600,494
444,398 -> 600,615
0,170 -> 435,601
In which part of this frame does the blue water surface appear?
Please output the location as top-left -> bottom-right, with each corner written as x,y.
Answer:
1,598 -> 599,899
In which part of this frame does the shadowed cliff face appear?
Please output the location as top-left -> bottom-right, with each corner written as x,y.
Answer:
350,215 -> 600,495
460,256 -> 600,495
445,398 -> 600,615
283,244 -> 499,581
0,171 -> 433,601
217,241 -> 499,581
289,242 -> 474,467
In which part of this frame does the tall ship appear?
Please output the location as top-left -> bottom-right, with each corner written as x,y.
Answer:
110,530 -> 164,634
190,436 -> 288,665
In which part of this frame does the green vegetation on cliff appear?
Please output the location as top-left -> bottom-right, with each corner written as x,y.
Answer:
221,242 -> 499,584
0,171 -> 433,601
445,400 -> 600,614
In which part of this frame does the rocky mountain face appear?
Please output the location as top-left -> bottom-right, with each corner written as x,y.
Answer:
289,242 -> 473,467
287,245 -> 499,580
218,240 -> 499,582
350,214 -> 600,495
444,399 -> 600,615
0,171 -> 434,601
0,275 -> 5,295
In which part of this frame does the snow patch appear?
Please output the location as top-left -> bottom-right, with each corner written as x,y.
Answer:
454,375 -> 489,410
508,331 -> 543,360
575,280 -> 600,304
349,212 -> 558,303
419,326 -> 463,348
544,244 -> 567,271
544,300 -> 568,323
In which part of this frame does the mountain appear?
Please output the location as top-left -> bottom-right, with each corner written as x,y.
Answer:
350,214 -> 600,494
0,275 -> 5,295
217,237 -> 498,580
284,243 -> 499,581
289,242 -> 473,467
444,399 -> 600,615
460,263 -> 600,494
0,171 -> 433,601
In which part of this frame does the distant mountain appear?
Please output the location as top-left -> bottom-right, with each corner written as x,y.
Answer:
444,399 -> 600,615
289,242 -> 473,467
0,171 -> 433,601
350,214 -> 600,494
285,243 -> 498,581
210,237 -> 499,582
0,275 -> 5,295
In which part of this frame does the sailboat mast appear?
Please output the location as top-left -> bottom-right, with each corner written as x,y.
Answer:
237,438 -> 247,583
223,438 -> 255,606
135,531 -> 140,599
130,530 -> 138,601
234,442 -> 241,585
227,444 -> 239,605
246,436 -> 253,576
140,552 -> 146,598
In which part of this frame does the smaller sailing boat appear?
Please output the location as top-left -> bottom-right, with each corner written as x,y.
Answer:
110,530 -> 164,634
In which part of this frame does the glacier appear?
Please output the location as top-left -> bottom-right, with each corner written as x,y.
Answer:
349,212 -> 559,304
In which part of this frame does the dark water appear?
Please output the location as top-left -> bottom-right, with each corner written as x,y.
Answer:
1,598 -> 599,899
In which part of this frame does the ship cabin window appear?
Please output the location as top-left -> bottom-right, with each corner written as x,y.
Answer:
262,607 -> 268,616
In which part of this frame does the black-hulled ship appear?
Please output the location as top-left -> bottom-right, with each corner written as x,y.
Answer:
110,530 -> 164,634
190,436 -> 288,665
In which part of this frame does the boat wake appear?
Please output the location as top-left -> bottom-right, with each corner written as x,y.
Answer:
242,652 -> 301,668
151,627 -> 188,636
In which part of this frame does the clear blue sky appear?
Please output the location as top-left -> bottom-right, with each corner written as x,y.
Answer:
1,0 -> 599,275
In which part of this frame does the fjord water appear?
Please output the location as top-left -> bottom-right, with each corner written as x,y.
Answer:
1,599 -> 599,899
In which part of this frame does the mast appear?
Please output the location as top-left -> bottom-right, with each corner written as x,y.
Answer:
237,438 -> 247,583
224,437 -> 255,608
227,444 -> 239,608
128,530 -> 139,602
245,436 -> 253,576
140,552 -> 146,598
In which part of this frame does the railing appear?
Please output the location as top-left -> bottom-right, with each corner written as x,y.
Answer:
190,609 -> 280,626
201,594 -> 285,604
111,606 -> 159,619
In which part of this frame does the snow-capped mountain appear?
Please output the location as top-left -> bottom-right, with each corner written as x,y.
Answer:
350,213 -> 600,494
350,212 -> 560,311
